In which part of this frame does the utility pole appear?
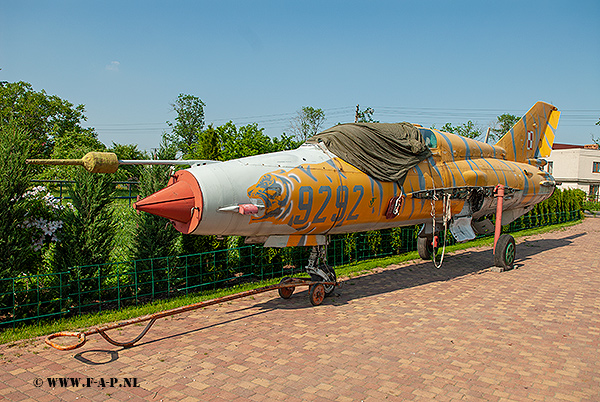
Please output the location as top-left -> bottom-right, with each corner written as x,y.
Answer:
355,104 -> 359,123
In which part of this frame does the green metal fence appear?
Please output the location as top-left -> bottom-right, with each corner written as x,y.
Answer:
0,271 -> 70,326
31,179 -> 139,207
0,210 -> 581,328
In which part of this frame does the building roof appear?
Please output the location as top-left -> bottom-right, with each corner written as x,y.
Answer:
553,143 -> 599,150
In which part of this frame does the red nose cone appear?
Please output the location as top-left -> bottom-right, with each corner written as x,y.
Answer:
135,180 -> 195,222
135,170 -> 203,234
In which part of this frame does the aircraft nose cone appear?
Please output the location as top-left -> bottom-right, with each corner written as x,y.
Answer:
135,180 -> 195,222
135,170 -> 203,234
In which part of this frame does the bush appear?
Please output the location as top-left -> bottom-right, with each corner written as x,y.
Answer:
0,121 -> 50,278
53,169 -> 117,304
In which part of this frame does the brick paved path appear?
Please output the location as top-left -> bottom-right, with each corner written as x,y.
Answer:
1,219 -> 599,401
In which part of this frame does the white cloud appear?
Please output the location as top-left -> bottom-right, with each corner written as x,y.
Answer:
105,61 -> 120,71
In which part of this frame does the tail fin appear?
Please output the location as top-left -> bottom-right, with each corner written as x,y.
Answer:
495,101 -> 560,162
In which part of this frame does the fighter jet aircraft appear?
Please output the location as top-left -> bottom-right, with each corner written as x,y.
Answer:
131,101 -> 559,288
28,101 -> 560,299
30,101 -> 563,353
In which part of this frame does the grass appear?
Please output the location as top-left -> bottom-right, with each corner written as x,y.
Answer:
0,218 -> 582,347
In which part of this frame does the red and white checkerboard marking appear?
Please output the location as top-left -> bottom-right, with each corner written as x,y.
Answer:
527,130 -> 534,150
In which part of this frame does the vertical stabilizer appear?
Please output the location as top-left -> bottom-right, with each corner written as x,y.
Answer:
495,102 -> 560,162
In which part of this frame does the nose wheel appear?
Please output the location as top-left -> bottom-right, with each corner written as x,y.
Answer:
276,245 -> 338,306
306,245 -> 337,296
310,264 -> 337,296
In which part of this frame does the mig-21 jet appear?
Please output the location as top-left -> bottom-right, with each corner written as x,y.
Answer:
30,101 -> 560,303
132,101 -> 559,293
33,101 -> 561,350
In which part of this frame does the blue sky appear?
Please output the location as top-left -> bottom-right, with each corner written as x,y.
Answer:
1,0 -> 599,151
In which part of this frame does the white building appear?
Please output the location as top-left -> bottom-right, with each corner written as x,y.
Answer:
545,143 -> 600,201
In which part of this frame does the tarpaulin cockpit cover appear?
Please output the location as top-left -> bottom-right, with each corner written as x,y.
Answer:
307,122 -> 432,184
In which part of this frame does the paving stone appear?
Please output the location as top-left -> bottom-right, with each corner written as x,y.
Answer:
1,219 -> 600,401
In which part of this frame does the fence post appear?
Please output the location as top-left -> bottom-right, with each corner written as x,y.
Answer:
36,275 -> 40,325
167,257 -> 171,295
97,266 -> 102,312
151,259 -> 155,299
117,264 -> 121,310
11,278 -> 15,329
134,260 -> 138,305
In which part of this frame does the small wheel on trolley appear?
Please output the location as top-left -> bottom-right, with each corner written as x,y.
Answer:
308,283 -> 325,306
278,277 -> 295,299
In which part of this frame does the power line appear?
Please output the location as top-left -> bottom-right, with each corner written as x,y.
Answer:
90,105 -> 598,138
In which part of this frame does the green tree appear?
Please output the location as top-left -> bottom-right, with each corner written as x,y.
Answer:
53,169 -> 116,289
180,121 -> 300,259
440,120 -> 483,139
356,106 -> 378,123
109,142 -> 147,181
167,93 -> 206,156
189,123 -> 221,161
52,129 -> 105,158
132,135 -> 180,261
491,113 -> 520,141
271,132 -> 302,152
219,122 -> 289,160
0,81 -> 91,157
0,120 -> 46,278
38,128 -> 107,180
290,106 -> 325,141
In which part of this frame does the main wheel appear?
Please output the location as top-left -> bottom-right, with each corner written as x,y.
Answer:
310,264 -> 337,296
494,234 -> 516,270
278,277 -> 295,299
309,283 -> 325,306
417,236 -> 437,260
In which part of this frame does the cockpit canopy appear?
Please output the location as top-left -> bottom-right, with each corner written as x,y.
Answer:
418,128 -> 438,149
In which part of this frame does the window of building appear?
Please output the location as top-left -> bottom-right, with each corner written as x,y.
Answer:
546,161 -> 553,174
593,162 -> 600,173
590,185 -> 599,202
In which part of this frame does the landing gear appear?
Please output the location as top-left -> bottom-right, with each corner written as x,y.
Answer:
417,236 -> 438,260
492,185 -> 516,271
276,245 -> 337,306
306,245 -> 337,296
494,234 -> 515,270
